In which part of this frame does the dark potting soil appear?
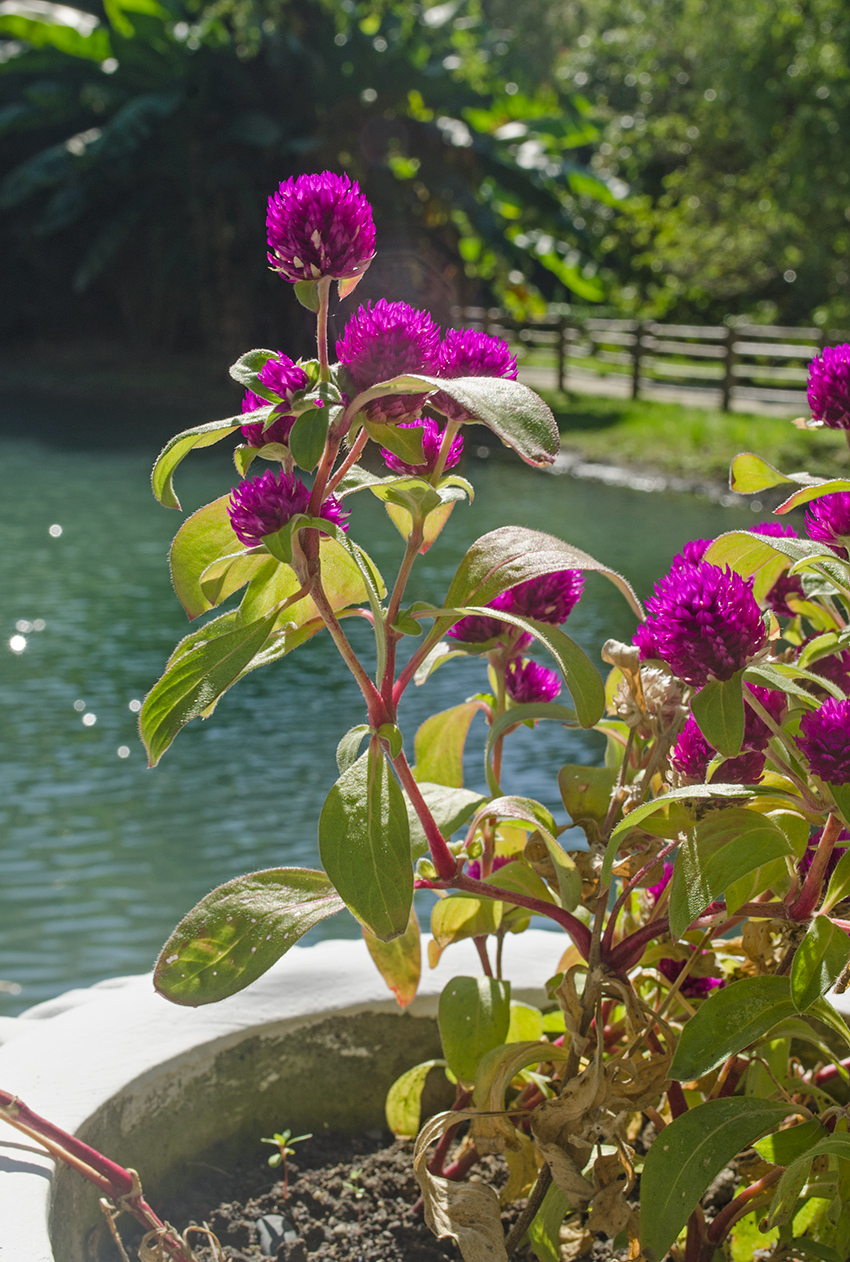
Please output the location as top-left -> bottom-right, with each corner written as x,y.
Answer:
144,1128 -> 737,1262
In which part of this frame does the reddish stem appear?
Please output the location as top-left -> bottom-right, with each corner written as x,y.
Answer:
788,812 -> 844,920
473,935 -> 493,977
0,1091 -> 192,1260
706,1168 -> 783,1247
427,1088 -> 472,1176
393,751 -> 458,881
667,1080 -> 689,1119
433,871 -> 593,958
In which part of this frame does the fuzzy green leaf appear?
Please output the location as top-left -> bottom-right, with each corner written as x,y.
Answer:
691,670 -> 746,758
153,868 -> 343,1005
152,416 -> 248,509
791,916 -> 850,1012
438,975 -> 511,1085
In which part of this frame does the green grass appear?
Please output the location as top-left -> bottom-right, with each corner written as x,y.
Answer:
540,389 -> 850,483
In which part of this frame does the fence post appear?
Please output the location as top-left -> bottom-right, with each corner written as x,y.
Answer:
631,322 -> 644,400
721,323 -> 736,412
556,317 -> 566,393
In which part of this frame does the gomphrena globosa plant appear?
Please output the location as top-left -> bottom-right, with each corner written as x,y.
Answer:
130,171 -> 850,1262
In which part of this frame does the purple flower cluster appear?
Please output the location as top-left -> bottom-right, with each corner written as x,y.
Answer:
657,955 -> 724,999
448,569 -> 584,645
799,824 -> 850,880
240,353 -> 310,448
638,561 -> 766,688
228,470 -> 348,547
267,172 -> 375,284
336,300 -> 441,423
380,418 -> 464,477
805,492 -> 850,559
807,344 -> 850,429
670,715 -> 765,785
797,697 -> 850,784
505,659 -> 562,704
433,329 -> 518,422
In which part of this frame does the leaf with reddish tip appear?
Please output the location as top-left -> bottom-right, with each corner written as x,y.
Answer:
363,907 -> 421,1008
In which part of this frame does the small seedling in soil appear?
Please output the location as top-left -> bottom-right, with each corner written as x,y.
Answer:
342,1167 -> 366,1230
260,1129 -> 313,1199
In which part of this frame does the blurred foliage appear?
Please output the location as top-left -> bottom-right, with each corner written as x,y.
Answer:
0,0 -> 617,354
548,0 -> 850,327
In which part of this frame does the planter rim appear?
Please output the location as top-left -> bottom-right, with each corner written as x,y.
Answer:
0,929 -> 562,1262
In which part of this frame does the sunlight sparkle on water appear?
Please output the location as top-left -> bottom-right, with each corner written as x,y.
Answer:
9,635 -> 26,653
81,713 -> 97,727
117,746 -> 130,759
48,524 -> 62,537
128,699 -> 141,712
73,699 -> 86,711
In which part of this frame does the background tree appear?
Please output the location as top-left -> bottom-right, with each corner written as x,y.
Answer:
0,0 -> 614,356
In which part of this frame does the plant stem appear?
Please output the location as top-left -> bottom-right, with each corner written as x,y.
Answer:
316,277 -> 332,381
382,524 -> 424,706
789,811 -> 844,919
503,1164 -> 551,1256
392,749 -> 457,880
429,417 -> 462,484
326,427 -> 368,495
306,563 -> 385,724
0,1091 -> 192,1260
473,935 -> 493,977
705,1168 -> 783,1248
602,838 -> 679,957
450,872 -> 592,957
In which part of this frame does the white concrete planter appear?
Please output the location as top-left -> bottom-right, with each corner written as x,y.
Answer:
0,930 -> 560,1262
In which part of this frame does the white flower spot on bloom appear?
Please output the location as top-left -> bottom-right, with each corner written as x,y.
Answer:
74,699 -> 86,711
129,699 -> 142,712
117,746 -> 130,758
82,713 -> 97,726
166,954 -> 178,964
49,524 -> 62,537
9,635 -> 26,653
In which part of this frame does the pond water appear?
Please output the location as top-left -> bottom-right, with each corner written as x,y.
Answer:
0,413 -> 758,1015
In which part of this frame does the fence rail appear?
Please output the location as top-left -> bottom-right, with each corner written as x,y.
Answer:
455,308 -> 849,413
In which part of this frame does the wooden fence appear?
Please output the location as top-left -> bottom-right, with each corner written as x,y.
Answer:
456,309 -> 849,413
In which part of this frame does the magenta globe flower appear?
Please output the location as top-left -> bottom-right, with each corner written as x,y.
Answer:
805,492 -> 850,559
797,697 -> 850,784
466,853 -> 513,881
743,683 -> 786,751
657,955 -> 723,999
670,538 -> 711,570
336,299 -> 441,423
641,562 -> 766,688
807,344 -> 850,429
505,659 -> 562,704
266,172 -> 376,284
381,418 -> 464,477
499,571 -> 584,626
434,329 -> 518,422
240,354 -> 310,448
671,715 -> 765,784
228,470 -> 348,547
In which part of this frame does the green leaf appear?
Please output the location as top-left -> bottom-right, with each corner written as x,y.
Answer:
671,976 -> 850,1081
365,421 -> 426,467
288,407 -> 331,472
728,452 -> 798,494
527,1183 -> 571,1262
670,976 -> 800,1081
431,894 -> 502,957
791,916 -> 850,1012
507,1001 -> 544,1044
444,525 -> 642,618
141,610 -> 277,766
369,475 -> 443,518
767,1135 -> 850,1229
754,1119 -> 830,1166
776,478 -> 850,514
0,10 -> 112,59
318,745 -> 413,942
438,975 -> 511,1085
640,1098 -> 793,1262
786,1239 -> 844,1262
153,868 -> 344,1006
152,416 -> 247,509
704,531 -> 791,603
435,606 -> 604,729
364,907 -> 421,1009
601,783 -> 782,884
385,1059 -> 447,1138
293,280 -> 320,312
228,348 -> 279,399
558,764 -> 617,832
337,725 -> 370,773
468,795 -> 558,842
413,702 -> 484,787
668,809 -> 793,941
822,849 -> 850,913
169,494 -> 243,618
486,704 -> 579,792
362,373 -> 559,467
405,782 -> 487,861
691,670 -> 746,758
